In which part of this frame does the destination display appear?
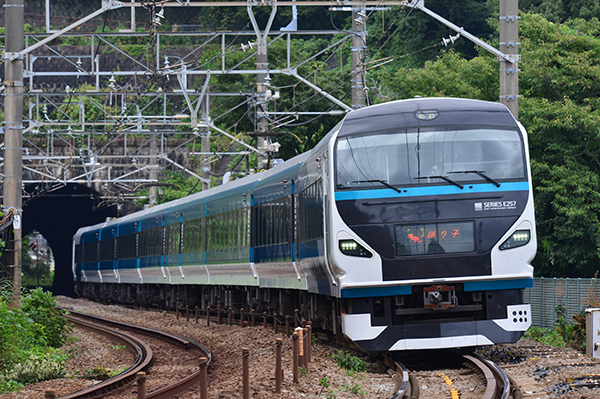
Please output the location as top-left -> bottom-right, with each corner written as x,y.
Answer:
395,221 -> 475,256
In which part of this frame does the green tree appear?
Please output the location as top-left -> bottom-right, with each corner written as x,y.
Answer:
520,0 -> 600,22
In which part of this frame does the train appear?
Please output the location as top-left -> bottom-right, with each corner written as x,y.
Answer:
73,97 -> 536,352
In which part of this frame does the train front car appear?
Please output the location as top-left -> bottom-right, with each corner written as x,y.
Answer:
330,98 -> 536,351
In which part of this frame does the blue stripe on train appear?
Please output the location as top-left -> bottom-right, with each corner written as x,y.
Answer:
334,181 -> 530,202
340,278 -> 533,298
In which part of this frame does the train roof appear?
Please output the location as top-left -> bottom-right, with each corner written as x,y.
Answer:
73,138 -> 315,236
338,97 -> 519,137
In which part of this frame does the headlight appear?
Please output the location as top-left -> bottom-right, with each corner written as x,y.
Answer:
339,239 -> 372,258
499,230 -> 531,250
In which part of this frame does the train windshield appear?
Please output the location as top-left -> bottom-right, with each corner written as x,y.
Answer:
335,127 -> 526,189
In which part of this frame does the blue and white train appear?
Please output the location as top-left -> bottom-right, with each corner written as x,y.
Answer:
73,97 -> 536,352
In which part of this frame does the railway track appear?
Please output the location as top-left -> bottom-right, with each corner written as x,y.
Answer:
63,310 -> 211,399
59,300 -> 519,399
463,354 -> 515,399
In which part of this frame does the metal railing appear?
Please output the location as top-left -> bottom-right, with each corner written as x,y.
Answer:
525,277 -> 600,328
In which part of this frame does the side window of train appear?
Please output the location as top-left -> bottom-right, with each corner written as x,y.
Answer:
82,241 -> 98,263
99,237 -> 114,262
116,233 -> 137,260
148,227 -> 162,257
253,196 -> 292,248
183,217 -> 202,253
75,243 -> 84,263
297,179 -> 324,243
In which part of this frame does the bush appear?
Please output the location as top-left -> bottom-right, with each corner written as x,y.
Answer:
1,351 -> 67,385
21,287 -> 71,348
0,299 -> 39,370
0,380 -> 24,394
332,351 -> 367,373
0,285 -> 72,392
523,326 -> 566,347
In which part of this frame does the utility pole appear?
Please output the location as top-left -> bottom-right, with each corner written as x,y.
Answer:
499,0 -> 519,119
148,125 -> 158,206
256,53 -> 269,170
351,5 -> 367,109
201,91 -> 211,191
248,2 -> 276,170
3,0 -> 24,308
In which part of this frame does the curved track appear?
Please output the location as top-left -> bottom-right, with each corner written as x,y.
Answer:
62,314 -> 153,399
63,310 -> 211,399
463,354 -> 515,399
62,304 -> 516,399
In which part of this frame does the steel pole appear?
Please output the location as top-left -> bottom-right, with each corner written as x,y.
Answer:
351,5 -> 367,109
148,125 -> 158,206
499,0 -> 519,119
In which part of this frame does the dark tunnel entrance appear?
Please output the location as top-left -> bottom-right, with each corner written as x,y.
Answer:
22,184 -> 120,296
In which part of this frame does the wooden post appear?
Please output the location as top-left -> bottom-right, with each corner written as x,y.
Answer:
303,327 -> 309,369
275,338 -> 282,393
242,348 -> 250,399
137,372 -> 147,399
292,332 -> 299,383
306,324 -> 312,363
200,357 -> 208,399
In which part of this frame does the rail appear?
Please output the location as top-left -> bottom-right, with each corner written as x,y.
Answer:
61,309 -> 211,399
62,313 -> 153,399
463,354 -> 514,399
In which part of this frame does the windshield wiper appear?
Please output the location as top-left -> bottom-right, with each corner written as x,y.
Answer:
449,170 -> 500,187
414,175 -> 463,189
353,179 -> 402,193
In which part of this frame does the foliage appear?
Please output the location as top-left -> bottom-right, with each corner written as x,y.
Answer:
524,305 -> 587,352
332,351 -> 367,373
376,50 -> 497,102
518,15 -> 600,276
523,326 -> 566,347
531,160 -> 600,276
555,306 -> 587,352
0,351 -> 67,385
135,170 -> 203,206
366,0 -> 496,69
520,0 -> 600,22
21,288 -> 72,348
299,365 -> 308,378
341,382 -> 367,396
0,286 -> 72,393
77,365 -> 127,380
0,380 -> 24,394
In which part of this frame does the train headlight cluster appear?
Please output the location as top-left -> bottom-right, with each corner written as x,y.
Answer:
339,239 -> 372,258
499,230 -> 531,250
